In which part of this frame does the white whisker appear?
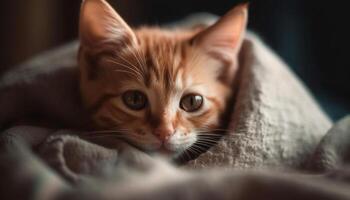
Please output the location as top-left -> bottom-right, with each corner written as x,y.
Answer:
108,59 -> 143,80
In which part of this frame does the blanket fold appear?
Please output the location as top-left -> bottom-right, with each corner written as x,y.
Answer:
38,134 -> 155,183
2,122 -> 350,200
308,116 -> 350,172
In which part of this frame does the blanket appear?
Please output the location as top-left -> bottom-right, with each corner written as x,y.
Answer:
1,14 -> 348,200
1,117 -> 350,200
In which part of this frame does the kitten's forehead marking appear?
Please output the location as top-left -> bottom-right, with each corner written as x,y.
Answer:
136,30 -> 188,85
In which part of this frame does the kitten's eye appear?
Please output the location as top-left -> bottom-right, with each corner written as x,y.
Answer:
122,90 -> 147,110
180,94 -> 203,112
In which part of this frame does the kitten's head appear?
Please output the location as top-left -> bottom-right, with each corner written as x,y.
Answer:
78,0 -> 248,157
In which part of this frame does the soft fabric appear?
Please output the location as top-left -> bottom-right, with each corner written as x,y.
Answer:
0,41 -> 88,130
308,115 -> 350,172
1,117 -> 350,200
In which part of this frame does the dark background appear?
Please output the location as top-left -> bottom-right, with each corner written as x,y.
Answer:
0,0 -> 349,120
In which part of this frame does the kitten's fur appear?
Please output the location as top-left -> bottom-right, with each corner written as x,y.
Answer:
79,0 -> 248,157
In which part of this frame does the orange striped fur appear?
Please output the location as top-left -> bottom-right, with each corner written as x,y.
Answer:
78,0 -> 248,157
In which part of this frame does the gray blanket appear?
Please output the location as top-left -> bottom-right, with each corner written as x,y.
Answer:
1,15 -> 349,200
1,117 -> 350,200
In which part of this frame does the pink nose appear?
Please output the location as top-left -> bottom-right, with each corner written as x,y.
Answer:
153,125 -> 175,142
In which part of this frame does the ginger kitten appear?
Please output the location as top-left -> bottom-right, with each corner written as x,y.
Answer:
78,0 -> 248,158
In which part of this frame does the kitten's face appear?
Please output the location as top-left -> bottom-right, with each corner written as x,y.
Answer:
78,0 -> 247,157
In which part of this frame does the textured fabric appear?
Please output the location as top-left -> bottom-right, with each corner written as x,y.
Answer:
0,41 -> 89,130
0,117 -> 350,200
308,116 -> 350,172
187,33 -> 332,169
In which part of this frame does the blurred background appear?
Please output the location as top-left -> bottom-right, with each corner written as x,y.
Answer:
0,0 -> 349,120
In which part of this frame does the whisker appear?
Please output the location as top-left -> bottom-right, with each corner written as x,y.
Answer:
195,141 -> 216,148
199,134 -> 256,141
113,69 -> 140,79
192,144 -> 211,152
196,140 -> 220,144
134,46 -> 148,73
192,143 -> 207,150
126,45 -> 146,74
196,133 -> 222,136
188,146 -> 201,155
196,137 -> 221,141
189,148 -> 200,155
115,52 -> 144,75
108,59 -> 143,80
196,128 -> 233,132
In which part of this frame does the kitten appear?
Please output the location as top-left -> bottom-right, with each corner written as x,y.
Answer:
78,0 -> 248,158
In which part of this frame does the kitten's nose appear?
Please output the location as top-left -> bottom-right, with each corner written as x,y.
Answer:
153,125 -> 175,142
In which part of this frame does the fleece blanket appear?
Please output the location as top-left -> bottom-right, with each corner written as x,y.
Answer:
1,117 -> 350,200
1,14 -> 349,200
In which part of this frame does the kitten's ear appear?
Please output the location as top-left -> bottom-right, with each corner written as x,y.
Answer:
193,4 -> 248,56
79,0 -> 136,48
